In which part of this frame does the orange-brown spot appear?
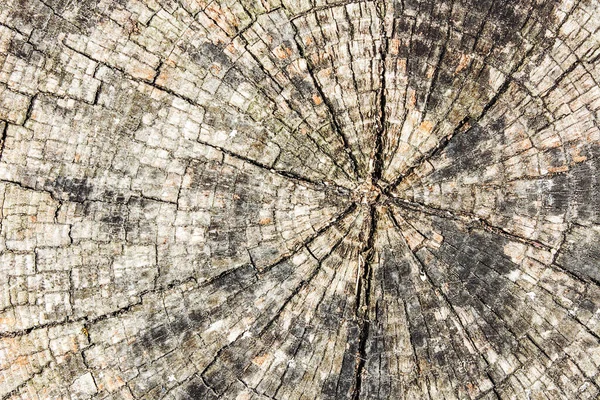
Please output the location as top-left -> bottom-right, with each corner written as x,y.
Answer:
226,43 -> 237,55
455,54 -> 470,74
397,58 -> 407,74
154,71 -> 169,86
405,231 -> 424,250
390,39 -> 401,55
15,355 -> 29,367
132,66 -> 156,82
466,383 -> 476,395
258,218 -> 272,226
120,16 -> 140,35
252,353 -> 269,366
548,165 -> 569,173
71,338 -> 80,352
517,139 -> 533,151
409,91 -> 417,108
274,45 -> 293,59
426,66 -> 435,79
539,135 -> 561,149
206,5 -> 220,16
103,374 -> 126,391
418,120 -> 434,134
313,94 -> 323,105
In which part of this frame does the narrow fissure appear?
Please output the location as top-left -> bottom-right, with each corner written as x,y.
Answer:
372,1 -> 388,185
384,30 -> 538,194
289,21 -> 362,180
352,203 -> 378,399
0,121 -> 7,161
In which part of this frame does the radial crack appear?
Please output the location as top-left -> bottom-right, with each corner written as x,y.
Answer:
258,203 -> 358,274
199,212 -> 359,386
0,277 -> 197,339
0,121 -> 7,161
372,1 -> 388,184
387,208 -> 496,381
384,37 -> 537,192
351,204 -> 378,400
196,138 -> 353,194
289,20 -> 361,180
238,31 -> 357,183
387,196 -> 553,251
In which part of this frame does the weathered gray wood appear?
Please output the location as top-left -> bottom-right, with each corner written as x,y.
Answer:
1,0 -> 600,398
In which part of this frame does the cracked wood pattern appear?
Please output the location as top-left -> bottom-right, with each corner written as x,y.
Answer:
1,0 -> 600,398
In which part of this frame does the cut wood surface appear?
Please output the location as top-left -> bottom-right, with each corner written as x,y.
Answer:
1,0 -> 600,398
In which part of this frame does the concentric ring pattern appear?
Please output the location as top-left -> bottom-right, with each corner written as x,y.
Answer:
1,0 -> 600,399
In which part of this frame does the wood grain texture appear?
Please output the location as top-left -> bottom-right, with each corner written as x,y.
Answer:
1,0 -> 600,398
